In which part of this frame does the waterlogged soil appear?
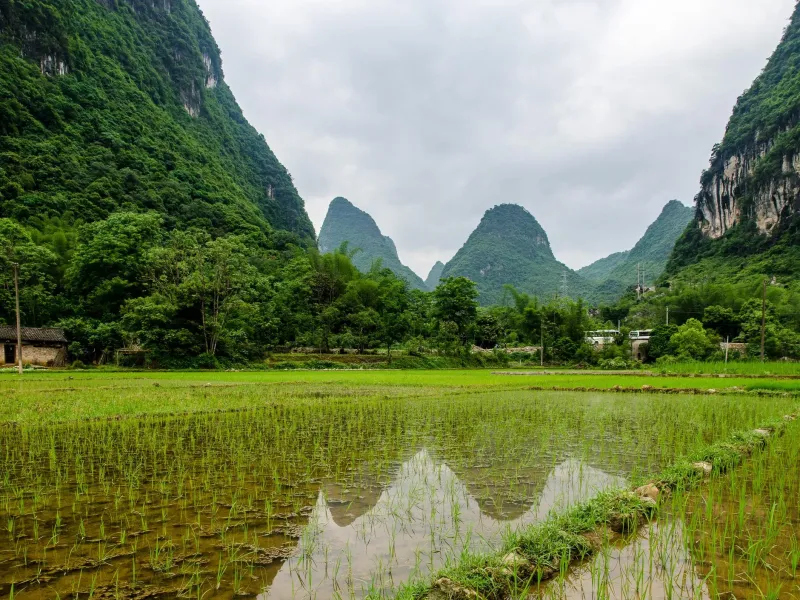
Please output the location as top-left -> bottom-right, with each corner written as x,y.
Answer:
545,422 -> 800,600
0,391 -> 795,599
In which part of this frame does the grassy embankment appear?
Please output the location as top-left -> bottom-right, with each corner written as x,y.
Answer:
395,412 -> 799,599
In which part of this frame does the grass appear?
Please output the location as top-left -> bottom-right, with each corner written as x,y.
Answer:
536,414 -> 800,599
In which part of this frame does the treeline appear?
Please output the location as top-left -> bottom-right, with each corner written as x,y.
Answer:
604,279 -> 800,361
3,211 -> 799,367
0,212 -> 630,367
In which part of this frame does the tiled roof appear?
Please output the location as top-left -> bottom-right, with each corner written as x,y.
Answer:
0,326 -> 67,344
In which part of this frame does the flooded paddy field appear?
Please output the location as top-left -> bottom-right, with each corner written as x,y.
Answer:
539,414 -> 800,600
0,376 -> 796,599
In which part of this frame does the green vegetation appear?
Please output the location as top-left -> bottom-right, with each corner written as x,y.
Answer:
424,260 -> 445,290
604,276 -> 800,360
440,204 -> 596,305
544,415 -> 800,600
0,371 -> 797,598
318,197 -> 427,290
0,0 -> 313,241
397,410 -> 797,600
665,3 -> 800,287
3,369 -> 800,423
0,205 -> 650,367
580,200 -> 694,301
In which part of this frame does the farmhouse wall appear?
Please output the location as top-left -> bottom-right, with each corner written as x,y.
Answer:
0,345 -> 67,367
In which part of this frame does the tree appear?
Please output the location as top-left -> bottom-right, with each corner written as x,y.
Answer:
0,218 -> 57,326
703,305 -> 740,339
66,212 -> 163,317
185,236 -> 256,357
475,312 -> 504,349
433,277 -> 478,347
669,319 -> 715,360
375,276 -> 410,359
738,299 -> 800,359
646,324 -> 678,361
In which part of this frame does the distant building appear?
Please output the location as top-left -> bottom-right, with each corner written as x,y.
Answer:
0,327 -> 68,367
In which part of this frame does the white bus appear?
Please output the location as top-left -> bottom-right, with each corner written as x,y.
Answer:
629,330 -> 653,340
585,330 -> 620,346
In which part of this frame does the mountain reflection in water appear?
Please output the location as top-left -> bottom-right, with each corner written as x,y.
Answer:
261,449 -> 624,599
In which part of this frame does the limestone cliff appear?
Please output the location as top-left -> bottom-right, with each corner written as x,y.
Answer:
693,3 -> 800,242
667,2 -> 800,282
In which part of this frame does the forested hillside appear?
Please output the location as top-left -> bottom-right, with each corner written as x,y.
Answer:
580,200 -> 693,301
425,261 -> 445,290
318,197 -> 427,290
665,2 -> 800,287
440,204 -> 595,305
0,0 -> 314,241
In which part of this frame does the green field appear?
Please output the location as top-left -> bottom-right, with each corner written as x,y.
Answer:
0,369 -> 798,599
1,369 -> 799,423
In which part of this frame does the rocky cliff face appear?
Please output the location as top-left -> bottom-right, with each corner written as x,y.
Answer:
693,3 -> 800,242
698,134 -> 799,239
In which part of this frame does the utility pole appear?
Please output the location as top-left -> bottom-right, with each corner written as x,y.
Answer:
12,263 -> 22,375
760,279 -> 767,363
666,306 -> 670,326
725,336 -> 730,365
540,322 -> 544,367
636,263 -> 641,301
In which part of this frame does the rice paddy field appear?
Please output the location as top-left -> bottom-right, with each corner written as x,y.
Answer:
0,369 -> 798,599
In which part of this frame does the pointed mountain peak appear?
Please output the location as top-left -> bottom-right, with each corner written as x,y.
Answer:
318,197 -> 426,290
440,204 -> 592,304
425,261 -> 446,290
471,204 -> 553,258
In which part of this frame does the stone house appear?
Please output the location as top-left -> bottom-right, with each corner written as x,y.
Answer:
0,326 -> 68,367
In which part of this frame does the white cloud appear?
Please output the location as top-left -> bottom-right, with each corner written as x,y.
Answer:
197,0 -> 794,275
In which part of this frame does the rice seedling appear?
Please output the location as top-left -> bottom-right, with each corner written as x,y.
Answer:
530,413 -> 800,600
0,372 -> 797,598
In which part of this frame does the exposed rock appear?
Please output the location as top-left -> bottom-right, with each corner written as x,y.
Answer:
433,578 -> 479,600
635,483 -> 660,502
502,552 -> 530,570
753,428 -> 771,437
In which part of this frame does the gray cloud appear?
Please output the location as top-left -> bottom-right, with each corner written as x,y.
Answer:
196,0 -> 794,275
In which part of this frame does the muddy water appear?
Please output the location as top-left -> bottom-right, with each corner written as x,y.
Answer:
0,391 -> 792,599
545,427 -> 800,600
262,454 -> 623,598
541,520 -> 711,600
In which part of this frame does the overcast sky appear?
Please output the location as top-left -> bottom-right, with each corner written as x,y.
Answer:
196,0 -> 794,277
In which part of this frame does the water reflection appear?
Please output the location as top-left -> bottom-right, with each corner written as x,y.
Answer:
262,450 -> 624,599
544,520 -> 710,600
